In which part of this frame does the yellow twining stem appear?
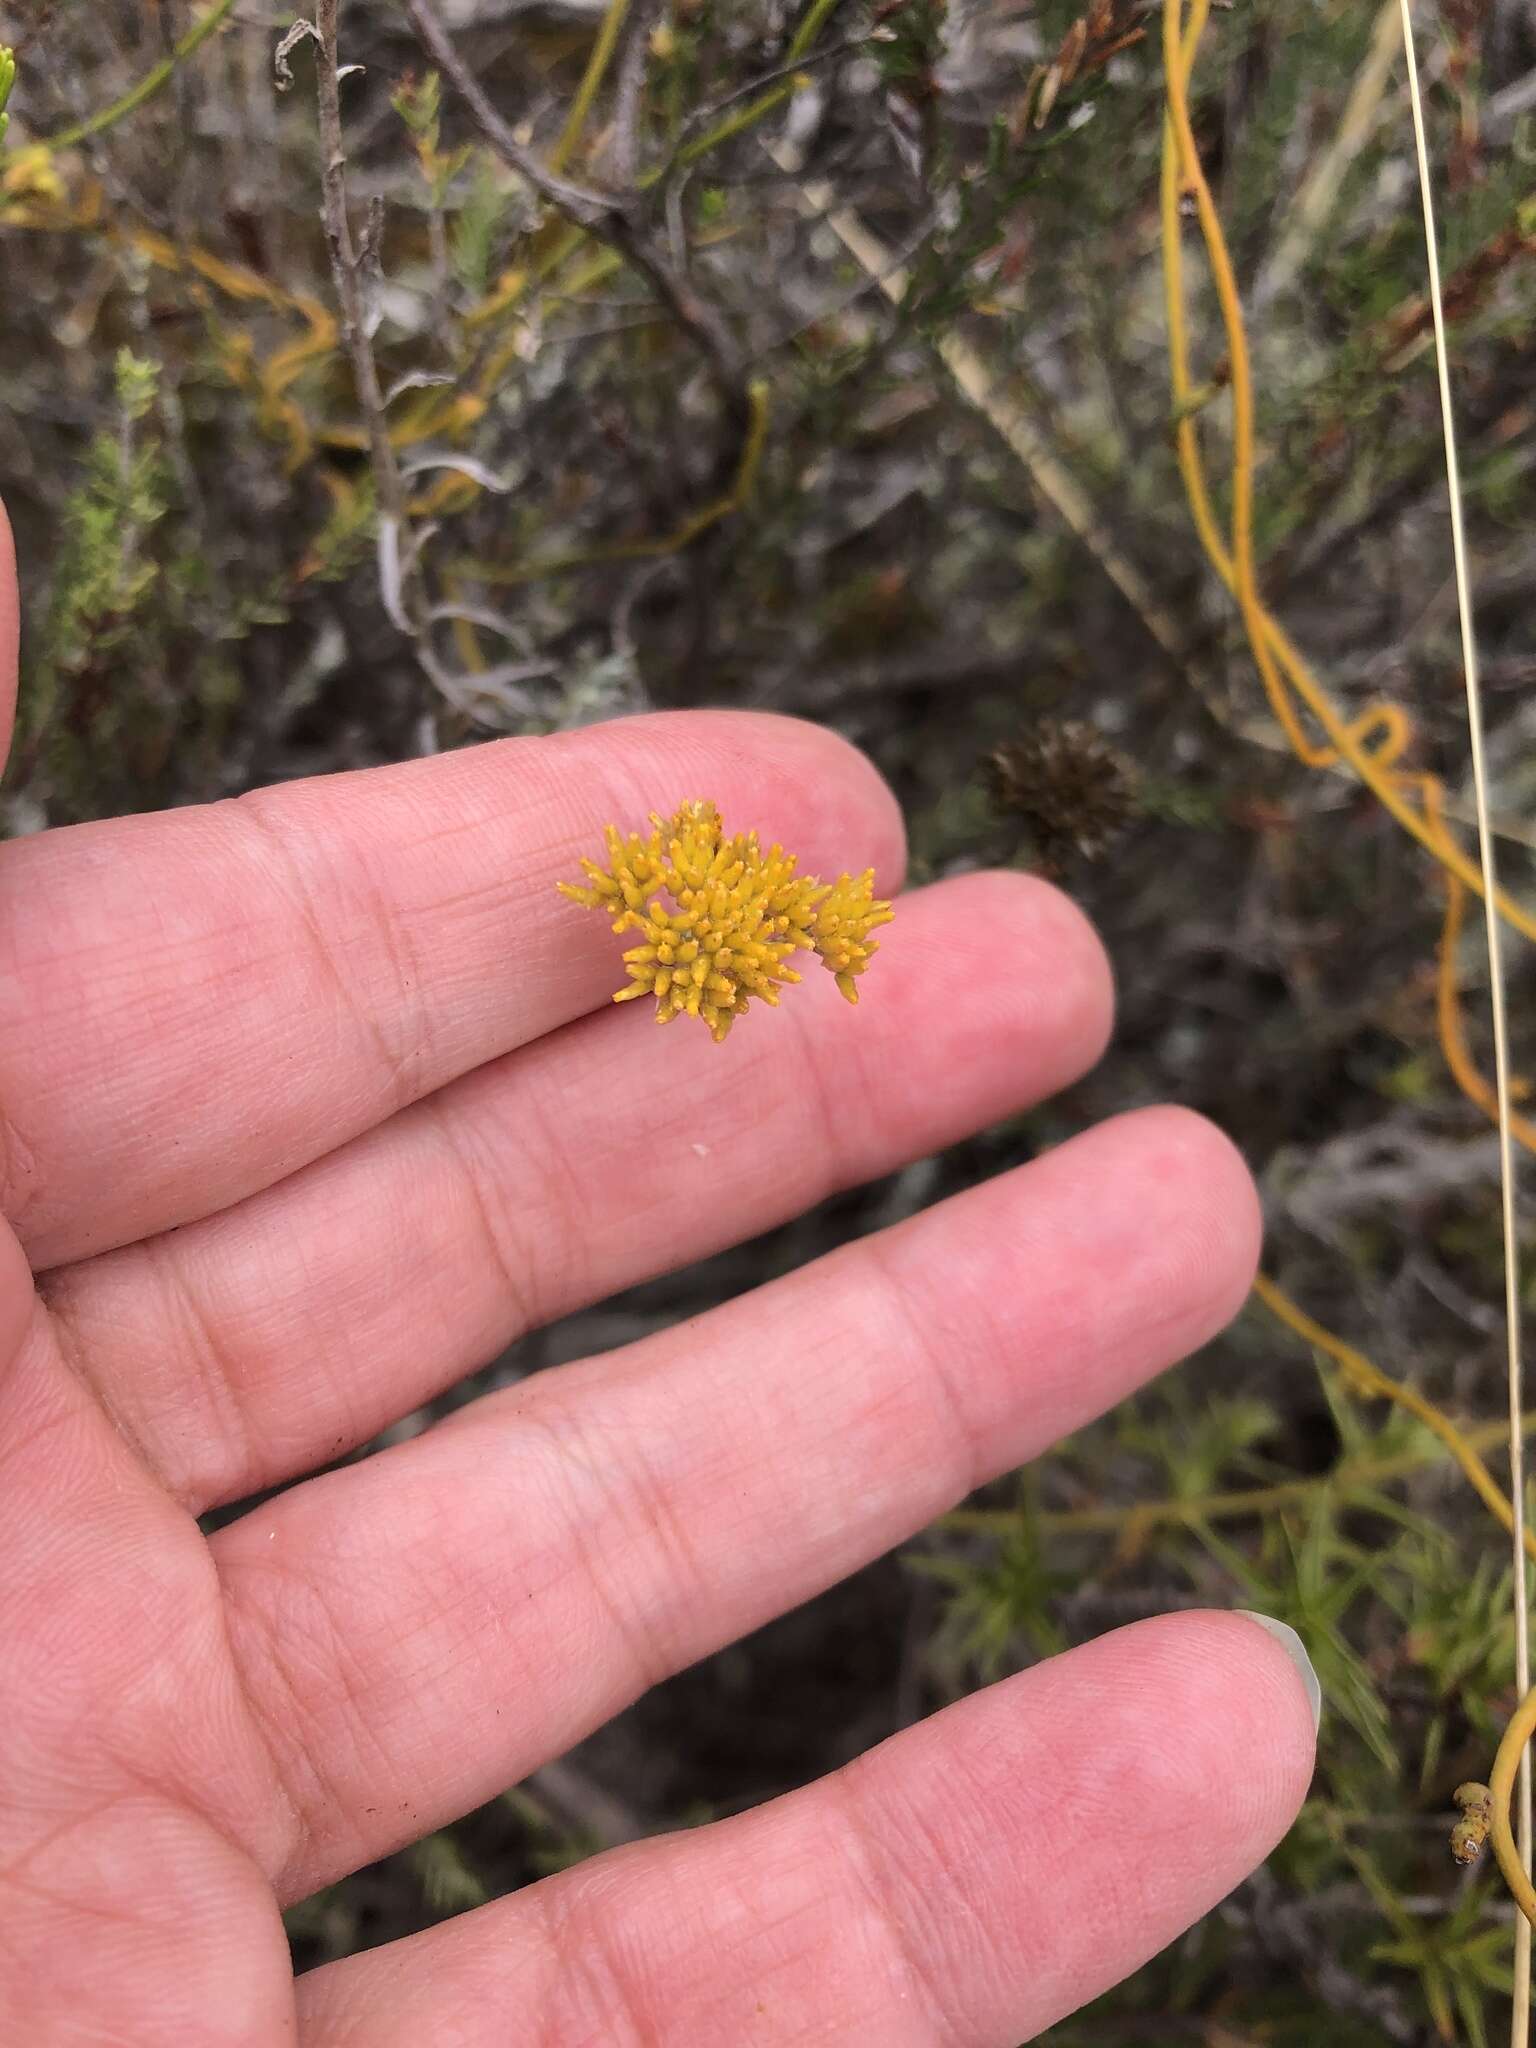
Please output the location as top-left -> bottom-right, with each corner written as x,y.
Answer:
1253,1274 -> 1536,1563
1159,0 -> 1536,945
1424,780 -> 1536,1153
1492,1686 -> 1536,1930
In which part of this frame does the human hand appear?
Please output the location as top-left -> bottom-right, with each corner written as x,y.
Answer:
0,504 -> 1316,2046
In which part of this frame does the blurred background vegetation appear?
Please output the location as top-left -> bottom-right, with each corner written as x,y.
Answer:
3,1 -> 1536,2039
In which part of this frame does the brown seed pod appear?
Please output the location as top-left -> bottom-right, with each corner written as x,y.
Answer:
983,719 -> 1138,876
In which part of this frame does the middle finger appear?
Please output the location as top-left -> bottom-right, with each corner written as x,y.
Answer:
47,872 -> 1109,1509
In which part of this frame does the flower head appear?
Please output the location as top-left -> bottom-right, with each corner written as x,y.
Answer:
558,799 -> 894,1042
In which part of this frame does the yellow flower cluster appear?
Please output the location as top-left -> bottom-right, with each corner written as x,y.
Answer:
558,799 -> 895,1042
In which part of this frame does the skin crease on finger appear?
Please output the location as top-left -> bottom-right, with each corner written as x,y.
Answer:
209,1106 -> 1265,1903
41,868 -> 1115,1512
291,1612 -> 1317,2048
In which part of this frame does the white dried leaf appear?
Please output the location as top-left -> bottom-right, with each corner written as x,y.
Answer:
376,518 -> 412,636
273,20 -> 320,92
383,369 -> 456,408
418,645 -> 549,726
399,451 -> 512,493
425,601 -> 531,645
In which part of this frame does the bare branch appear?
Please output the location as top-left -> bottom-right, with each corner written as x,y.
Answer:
401,0 -> 628,227
607,0 -> 664,188
303,3 -> 541,727
308,3 -> 409,545
403,0 -> 753,475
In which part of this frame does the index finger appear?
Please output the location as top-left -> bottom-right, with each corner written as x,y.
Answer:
0,711 -> 904,1268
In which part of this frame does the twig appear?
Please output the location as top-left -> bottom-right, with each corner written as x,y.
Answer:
311,2 -> 409,550
524,1758 -> 648,1849
607,0 -> 662,187
1231,1868 -> 1427,2046
549,0 -> 631,175
457,376 -> 770,583
668,0 -> 847,170
301,6 -> 540,726
661,32 -> 868,172
403,0 -> 622,226
404,0 -> 754,483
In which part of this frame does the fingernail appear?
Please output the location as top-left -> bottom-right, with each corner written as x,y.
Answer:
1235,1610 -> 1322,1733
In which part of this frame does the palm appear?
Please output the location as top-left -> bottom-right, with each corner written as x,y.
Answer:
0,509 -> 1315,2046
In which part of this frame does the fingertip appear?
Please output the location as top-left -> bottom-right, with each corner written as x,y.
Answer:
996,870 -> 1116,1076
1063,1608 -> 1318,1879
595,707 -> 909,897
814,1608 -> 1319,2043
1232,1609 -> 1323,1735
1117,1103 -> 1265,1337
879,869 -> 1114,1108
733,707 -> 908,891
1178,1609 -> 1321,1825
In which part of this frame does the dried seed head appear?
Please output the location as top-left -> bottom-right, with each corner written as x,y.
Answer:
1449,1780 -> 1493,1867
984,719 -> 1137,875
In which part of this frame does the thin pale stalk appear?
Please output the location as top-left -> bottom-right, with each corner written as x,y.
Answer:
313,1 -> 409,538
1397,2 -> 1530,2034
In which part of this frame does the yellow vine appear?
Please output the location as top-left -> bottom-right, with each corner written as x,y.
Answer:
1492,1687 -> 1536,1930
1427,778 -> 1536,1154
1160,0 -> 1536,944
1253,1274 -> 1534,1564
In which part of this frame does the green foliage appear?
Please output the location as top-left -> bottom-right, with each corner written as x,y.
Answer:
1404,1552 -> 1516,1787
303,475 -> 380,587
919,1351 -> 1533,2040
394,67 -> 472,213
449,155 -> 513,301
1356,1845 -> 1513,2048
871,0 -> 948,92
0,45 -> 15,146
501,1789 -> 603,1878
409,1831 -> 490,1917
13,349 -> 284,825
21,350 -> 172,784
1118,1384 -> 1281,1502
910,1502 -> 1071,1680
392,66 -> 443,148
